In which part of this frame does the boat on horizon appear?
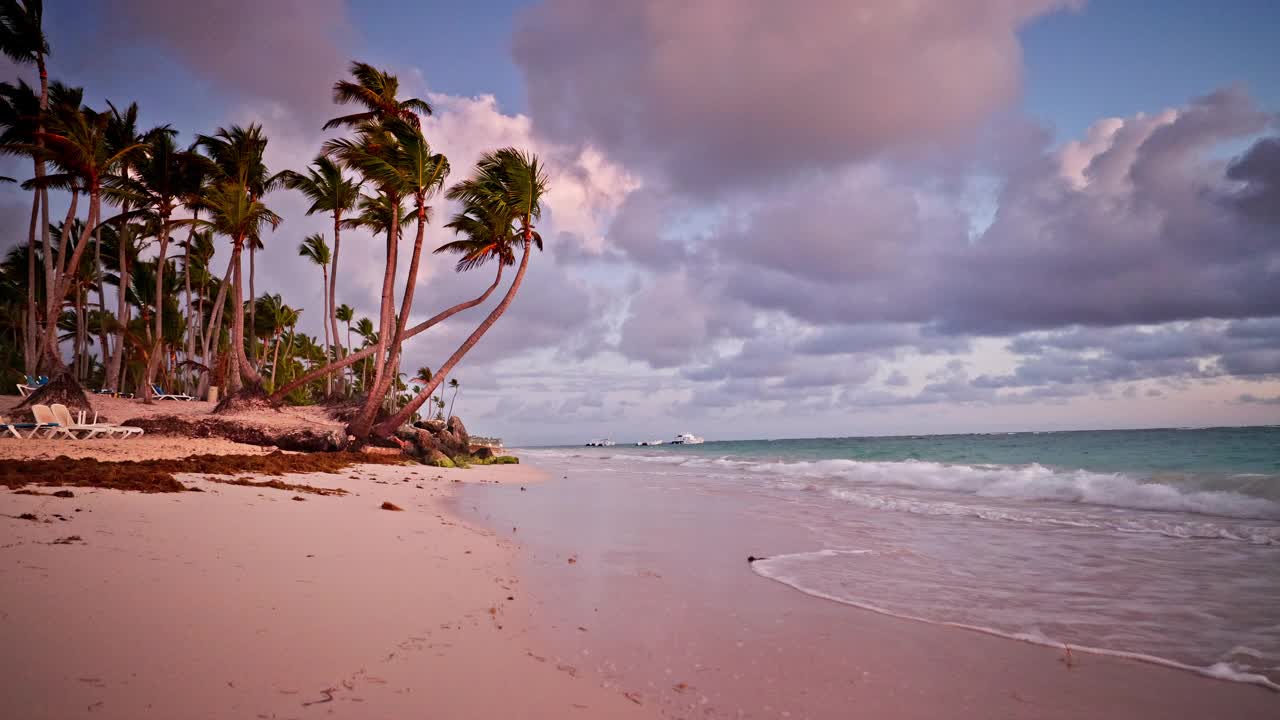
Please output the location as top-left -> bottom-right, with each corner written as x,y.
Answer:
671,432 -> 705,445
585,438 -> 616,447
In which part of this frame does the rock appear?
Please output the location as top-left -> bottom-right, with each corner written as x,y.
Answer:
472,446 -> 496,461
52,490 -> 74,498
415,419 -> 446,433
426,449 -> 455,468
380,501 -> 404,511
446,416 -> 470,446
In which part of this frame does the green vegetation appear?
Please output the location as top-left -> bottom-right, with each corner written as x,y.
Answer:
0,1 -> 547,441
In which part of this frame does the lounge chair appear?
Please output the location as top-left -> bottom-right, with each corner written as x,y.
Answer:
16,382 -> 36,397
56,404 -> 143,439
151,384 -> 194,401
25,405 -> 74,439
48,404 -> 134,439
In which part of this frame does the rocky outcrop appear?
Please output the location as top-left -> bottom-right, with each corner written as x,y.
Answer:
122,415 -> 348,452
397,416 -> 480,465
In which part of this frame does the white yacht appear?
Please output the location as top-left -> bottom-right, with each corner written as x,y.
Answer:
671,433 -> 704,445
635,439 -> 665,446
585,439 -> 616,447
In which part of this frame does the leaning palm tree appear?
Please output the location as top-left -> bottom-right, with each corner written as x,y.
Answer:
329,119 -> 449,438
279,156 -> 360,382
323,61 -> 432,131
297,233 -> 332,396
196,180 -> 282,405
371,148 -> 547,439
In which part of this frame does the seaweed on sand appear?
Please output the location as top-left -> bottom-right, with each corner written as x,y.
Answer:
2,451 -> 410,494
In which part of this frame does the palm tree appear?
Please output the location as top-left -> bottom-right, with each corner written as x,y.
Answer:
279,155 -> 360,385
265,195 -> 513,406
0,0 -> 49,376
126,128 -> 207,403
196,180 -> 282,401
22,104 -> 146,381
336,303 -> 353,359
297,233 -> 332,396
322,61 -> 432,131
447,377 -> 460,421
373,148 -> 547,439
197,124 -> 283,370
328,118 -> 449,438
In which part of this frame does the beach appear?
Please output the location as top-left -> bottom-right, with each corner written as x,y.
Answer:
0,457 -> 652,719
3,428 -> 1279,718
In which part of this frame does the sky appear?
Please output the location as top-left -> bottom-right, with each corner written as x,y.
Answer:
2,0 -> 1278,445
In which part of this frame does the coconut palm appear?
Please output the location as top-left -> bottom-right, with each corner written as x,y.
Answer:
447,377 -> 460,421
21,103 -> 146,384
297,233 -> 332,396
279,156 -> 360,379
197,123 -> 283,369
328,118 -> 449,438
0,0 -> 49,375
126,128 -> 207,402
372,148 -> 547,439
322,61 -> 432,131
265,193 -> 513,406
196,180 -> 282,399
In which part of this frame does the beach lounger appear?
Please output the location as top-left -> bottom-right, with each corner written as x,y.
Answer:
65,405 -> 144,438
26,405 -> 74,439
151,384 -> 194,401
49,403 -> 139,439
16,382 -> 36,397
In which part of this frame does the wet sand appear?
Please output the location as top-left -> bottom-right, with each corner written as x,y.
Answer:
455,456 -> 1280,719
0,462 -> 654,719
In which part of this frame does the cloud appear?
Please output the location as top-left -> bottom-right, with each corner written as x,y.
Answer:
515,0 -> 1078,192
96,0 -> 352,129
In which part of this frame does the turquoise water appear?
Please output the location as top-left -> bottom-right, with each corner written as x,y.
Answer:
612,426 -> 1280,476
527,426 -> 1280,685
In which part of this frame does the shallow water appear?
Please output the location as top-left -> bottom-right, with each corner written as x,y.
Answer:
521,428 -> 1280,688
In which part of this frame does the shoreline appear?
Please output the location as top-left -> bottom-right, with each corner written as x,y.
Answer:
0,459 -> 654,718
454,453 -> 1280,719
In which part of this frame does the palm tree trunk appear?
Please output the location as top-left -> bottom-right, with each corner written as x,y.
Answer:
105,205 -> 131,392
141,212 -> 172,404
368,200 -> 400,404
183,222 -> 197,393
41,191 -> 101,372
353,198 -> 425,435
321,265 -> 331,397
248,243 -> 257,366
369,239 -> 533,440
33,51 -> 51,374
267,263 -> 505,404
231,240 -> 263,389
270,331 -> 282,388
23,161 -> 40,375
93,225 -> 107,385
448,384 -> 458,422
330,214 -> 344,392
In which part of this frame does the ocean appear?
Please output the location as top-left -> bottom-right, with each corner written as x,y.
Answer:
521,426 -> 1280,689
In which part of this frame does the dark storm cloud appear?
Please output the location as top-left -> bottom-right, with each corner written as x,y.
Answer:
1227,136 -> 1280,225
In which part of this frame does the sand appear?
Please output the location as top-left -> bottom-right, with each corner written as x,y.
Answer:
0,462 -> 654,719
0,393 -> 344,461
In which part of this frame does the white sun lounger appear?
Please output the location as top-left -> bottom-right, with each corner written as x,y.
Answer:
49,404 -> 142,439
151,384 -> 194,401
26,406 -> 74,439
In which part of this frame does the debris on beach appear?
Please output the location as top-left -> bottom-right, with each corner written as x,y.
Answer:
380,501 -> 404,511
0,451 -> 404,494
